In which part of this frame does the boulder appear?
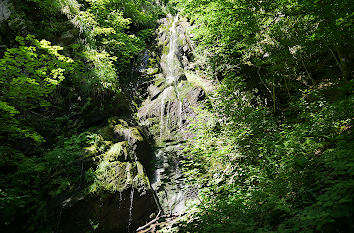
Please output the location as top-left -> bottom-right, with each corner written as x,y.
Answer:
58,118 -> 158,233
59,187 -> 157,233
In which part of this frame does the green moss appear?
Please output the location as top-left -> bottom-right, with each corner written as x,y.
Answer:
84,134 -> 112,157
185,71 -> 213,93
108,117 -> 128,129
92,160 -> 134,193
154,74 -> 166,87
88,134 -> 151,194
133,161 -> 151,191
85,144 -> 98,157
162,45 -> 169,56
146,67 -> 159,75
104,141 -> 131,162
177,81 -> 194,102
130,127 -> 144,141
98,126 -> 115,141
148,57 -> 157,68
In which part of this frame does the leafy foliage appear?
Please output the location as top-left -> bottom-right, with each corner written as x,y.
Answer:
170,0 -> 354,232
0,35 -> 73,143
0,132 -> 95,232
0,0 -> 165,232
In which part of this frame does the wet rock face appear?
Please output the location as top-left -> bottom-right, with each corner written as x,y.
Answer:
137,15 -> 207,216
138,15 -> 204,143
151,143 -> 197,215
138,81 -> 205,143
0,0 -> 11,22
60,188 -> 157,233
59,118 -> 158,233
109,118 -> 153,169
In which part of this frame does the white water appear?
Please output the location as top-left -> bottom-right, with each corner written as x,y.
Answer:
166,15 -> 179,84
166,15 -> 184,129
153,15 -> 188,216
160,86 -> 174,141
160,89 -> 167,141
127,188 -> 134,232
151,150 -> 164,191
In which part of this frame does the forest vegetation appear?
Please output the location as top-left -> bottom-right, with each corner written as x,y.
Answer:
0,0 -> 353,232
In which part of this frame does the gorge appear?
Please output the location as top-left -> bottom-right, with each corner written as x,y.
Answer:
1,0 -> 353,233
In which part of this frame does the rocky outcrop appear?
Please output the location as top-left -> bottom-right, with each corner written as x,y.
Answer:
139,82 -> 205,142
0,0 -> 11,22
60,188 -> 157,233
59,13 -> 211,232
137,15 -> 209,217
59,117 -> 158,233
138,15 -> 205,144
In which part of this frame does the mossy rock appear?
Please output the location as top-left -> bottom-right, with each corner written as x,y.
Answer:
130,127 -> 144,142
92,160 -> 134,193
150,123 -> 160,137
133,161 -> 151,194
84,134 -> 112,157
92,159 -> 150,194
154,73 -> 165,87
145,67 -> 159,75
108,117 -> 129,129
103,141 -> 133,162
98,125 -> 115,141
114,125 -> 143,143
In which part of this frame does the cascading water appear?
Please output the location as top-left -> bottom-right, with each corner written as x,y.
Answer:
166,15 -> 179,84
159,15 -> 183,141
127,187 -> 134,232
150,15 -> 190,216
135,14 -> 205,231
160,15 -> 184,136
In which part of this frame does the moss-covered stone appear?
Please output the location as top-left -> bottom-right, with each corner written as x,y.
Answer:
84,134 -> 112,157
113,124 -> 144,145
134,161 -> 151,192
104,141 -> 132,162
92,159 -> 151,194
108,117 -> 129,129
154,73 -> 165,87
98,125 -> 115,141
145,67 -> 159,75
177,81 -> 194,102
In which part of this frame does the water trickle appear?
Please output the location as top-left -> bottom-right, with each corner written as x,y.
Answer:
166,15 -> 184,129
152,15 -> 191,216
152,150 -> 164,190
127,187 -> 134,232
160,90 -> 167,141
177,90 -> 183,128
166,15 -> 180,85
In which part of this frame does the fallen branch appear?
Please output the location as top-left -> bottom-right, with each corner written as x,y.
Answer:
136,211 -> 161,232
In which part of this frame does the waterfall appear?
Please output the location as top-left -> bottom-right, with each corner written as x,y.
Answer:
127,187 -> 134,232
176,88 -> 183,128
166,15 -> 179,84
165,15 -> 184,129
160,89 -> 167,140
150,14 -> 192,217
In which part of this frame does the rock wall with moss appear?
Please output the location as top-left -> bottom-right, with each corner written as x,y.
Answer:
0,0 -> 165,232
136,14 -> 214,218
